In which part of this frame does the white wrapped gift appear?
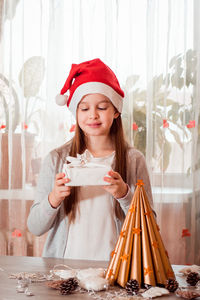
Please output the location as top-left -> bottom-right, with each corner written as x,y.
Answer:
62,151 -> 112,186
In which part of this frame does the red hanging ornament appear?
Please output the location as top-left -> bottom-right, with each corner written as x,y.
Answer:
69,124 -> 76,132
186,120 -> 195,128
132,122 -> 138,131
181,228 -> 191,237
12,229 -> 22,237
163,119 -> 169,128
23,122 -> 28,130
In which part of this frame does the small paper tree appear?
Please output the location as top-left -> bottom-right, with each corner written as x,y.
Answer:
105,180 -> 175,288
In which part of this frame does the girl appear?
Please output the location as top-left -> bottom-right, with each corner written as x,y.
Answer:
27,58 -> 154,260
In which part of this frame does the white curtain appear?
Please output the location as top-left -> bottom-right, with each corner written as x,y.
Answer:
0,0 -> 199,263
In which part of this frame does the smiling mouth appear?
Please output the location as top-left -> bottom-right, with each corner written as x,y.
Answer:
87,123 -> 102,128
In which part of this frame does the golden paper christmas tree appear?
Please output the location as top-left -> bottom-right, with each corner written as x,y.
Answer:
105,180 -> 175,288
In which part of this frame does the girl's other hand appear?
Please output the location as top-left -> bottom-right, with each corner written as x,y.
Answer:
48,173 -> 71,208
103,170 -> 128,199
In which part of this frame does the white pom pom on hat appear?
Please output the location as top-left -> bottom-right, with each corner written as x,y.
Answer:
55,58 -> 124,116
55,94 -> 68,106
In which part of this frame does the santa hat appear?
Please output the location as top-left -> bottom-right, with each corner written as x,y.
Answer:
56,58 -> 124,116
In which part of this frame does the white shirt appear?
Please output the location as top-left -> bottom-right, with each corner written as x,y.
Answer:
64,150 -> 118,261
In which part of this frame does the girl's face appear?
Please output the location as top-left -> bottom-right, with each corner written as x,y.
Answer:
77,93 -> 119,137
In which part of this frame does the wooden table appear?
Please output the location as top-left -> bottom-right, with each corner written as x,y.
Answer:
0,256 -> 188,300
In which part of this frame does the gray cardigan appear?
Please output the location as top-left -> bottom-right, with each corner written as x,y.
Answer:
27,142 -> 154,258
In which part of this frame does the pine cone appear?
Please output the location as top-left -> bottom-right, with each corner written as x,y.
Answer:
165,278 -> 179,292
186,272 -> 200,286
59,278 -> 78,295
125,279 -> 140,295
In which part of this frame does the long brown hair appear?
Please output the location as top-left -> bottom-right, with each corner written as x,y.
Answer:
64,115 -> 129,223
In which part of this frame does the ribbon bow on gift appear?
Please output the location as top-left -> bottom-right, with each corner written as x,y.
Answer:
66,150 -> 91,166
66,150 -> 110,168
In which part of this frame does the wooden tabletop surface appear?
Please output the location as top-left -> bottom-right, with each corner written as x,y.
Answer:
0,256 -> 189,300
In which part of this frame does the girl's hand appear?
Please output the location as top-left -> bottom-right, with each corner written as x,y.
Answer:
103,170 -> 128,199
48,173 -> 71,208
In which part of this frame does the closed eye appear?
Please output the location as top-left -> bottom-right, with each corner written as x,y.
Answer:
98,107 -> 107,110
80,108 -> 88,111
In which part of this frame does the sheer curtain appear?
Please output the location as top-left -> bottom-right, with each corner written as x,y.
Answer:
0,0 -> 199,263
145,0 -> 200,265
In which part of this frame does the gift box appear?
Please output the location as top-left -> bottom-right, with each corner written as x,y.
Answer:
62,152 -> 112,186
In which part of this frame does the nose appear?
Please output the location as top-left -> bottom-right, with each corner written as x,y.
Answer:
89,108 -> 99,119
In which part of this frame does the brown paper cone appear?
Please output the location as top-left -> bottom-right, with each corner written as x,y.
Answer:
140,189 -> 156,286
117,197 -> 137,287
105,217 -> 129,284
142,188 -> 167,285
143,189 -> 175,279
130,191 -> 142,285
105,187 -> 139,284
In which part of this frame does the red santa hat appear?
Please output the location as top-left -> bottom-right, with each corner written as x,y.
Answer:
56,58 -> 124,116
